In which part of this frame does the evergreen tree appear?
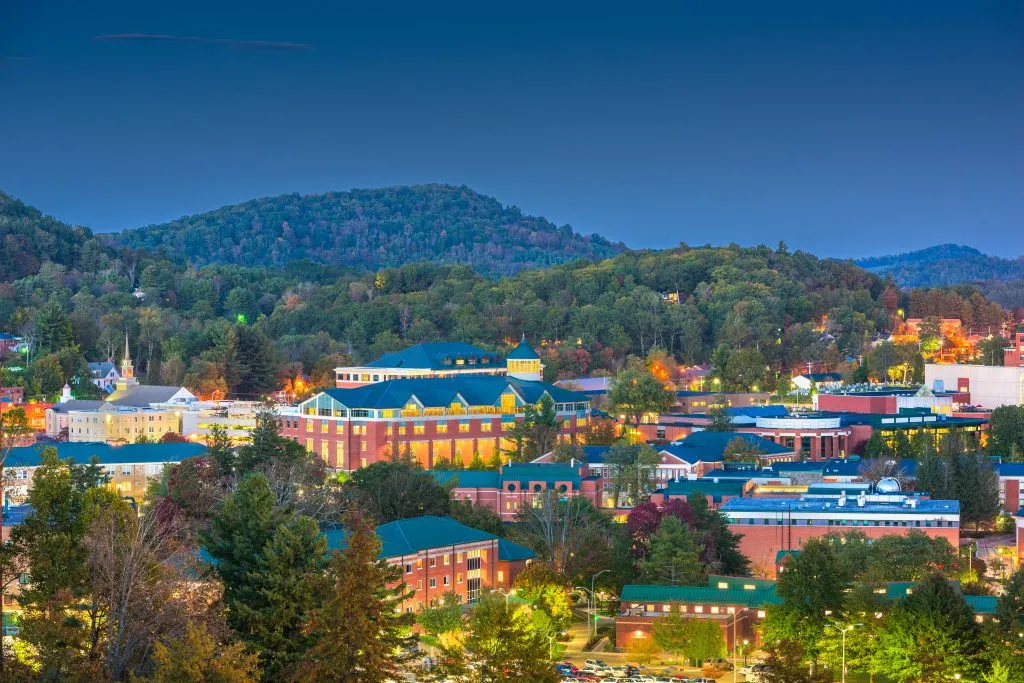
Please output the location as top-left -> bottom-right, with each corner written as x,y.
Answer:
291,510 -> 415,681
206,423 -> 236,475
639,516 -> 704,585
988,406 -> 1024,460
872,574 -> 986,682
234,324 -> 278,398
235,402 -> 305,474
344,460 -> 451,523
204,474 -> 329,677
863,432 -> 889,459
687,492 -> 750,576
35,298 -> 75,354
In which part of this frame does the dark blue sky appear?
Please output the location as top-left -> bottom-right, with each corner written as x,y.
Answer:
1,0 -> 1021,257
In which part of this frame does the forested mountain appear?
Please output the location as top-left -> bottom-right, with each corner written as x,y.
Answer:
0,190 -> 1012,402
856,244 -> 1024,310
112,184 -> 625,277
0,190 -> 111,281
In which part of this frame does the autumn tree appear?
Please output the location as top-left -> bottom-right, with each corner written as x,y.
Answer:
138,623 -> 261,683
607,356 -> 674,431
290,510 -> 414,681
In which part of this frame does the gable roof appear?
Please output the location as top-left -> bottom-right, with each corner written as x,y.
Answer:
49,400 -> 106,414
88,361 -> 118,378
319,375 -> 585,411
661,431 -> 792,464
365,342 -> 500,370
5,442 -> 207,468
107,385 -> 194,407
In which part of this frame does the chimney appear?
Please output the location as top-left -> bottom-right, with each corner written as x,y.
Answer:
570,457 -> 576,468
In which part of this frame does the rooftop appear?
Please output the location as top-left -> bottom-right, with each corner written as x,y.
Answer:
658,479 -> 747,502
319,375 -> 586,411
506,337 -> 540,361
363,342 -> 500,370
661,432 -> 793,464
721,495 -> 960,516
106,384 -> 194,407
321,515 -> 518,560
5,442 -> 207,468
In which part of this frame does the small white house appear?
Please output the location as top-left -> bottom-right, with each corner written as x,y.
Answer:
88,361 -> 121,392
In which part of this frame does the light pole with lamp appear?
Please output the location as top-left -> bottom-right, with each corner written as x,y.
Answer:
573,586 -> 596,640
841,623 -> 863,683
590,570 -> 611,640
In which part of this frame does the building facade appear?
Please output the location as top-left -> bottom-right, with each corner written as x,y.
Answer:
432,463 -> 604,520
926,363 -> 1024,410
180,401 -> 261,444
279,375 -> 589,471
323,516 -> 534,612
2,442 -> 206,504
721,493 -> 960,577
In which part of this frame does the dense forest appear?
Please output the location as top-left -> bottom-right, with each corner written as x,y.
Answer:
111,184 -> 625,277
0,190 -> 1012,401
857,243 -> 1024,311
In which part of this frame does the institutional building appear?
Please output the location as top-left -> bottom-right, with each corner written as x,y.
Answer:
323,516 -> 534,612
432,463 -> 604,519
180,400 -> 261,444
334,339 -> 542,388
63,384 -> 197,443
721,490 -> 961,577
1006,327 -> 1024,368
616,576 -> 995,652
926,363 -> 1024,410
2,442 -> 206,504
279,365 -> 589,471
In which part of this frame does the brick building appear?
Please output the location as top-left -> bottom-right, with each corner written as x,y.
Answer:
1006,327 -> 1024,368
432,463 -> 604,520
616,576 -> 996,652
721,493 -> 960,578
323,516 -> 534,612
279,375 -> 590,471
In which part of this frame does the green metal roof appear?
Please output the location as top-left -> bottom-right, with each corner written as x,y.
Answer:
5,442 -> 207,468
620,584 -> 781,608
365,342 -> 500,370
324,515 -> 499,559
497,538 -> 536,562
658,479 -> 746,502
964,594 -> 997,615
318,375 -> 586,411
500,463 -> 581,487
431,470 -> 501,488
708,575 -> 777,591
507,337 -> 540,360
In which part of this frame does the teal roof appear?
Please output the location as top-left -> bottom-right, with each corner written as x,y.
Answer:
708,575 -> 776,591
324,516 -> 499,559
965,594 -> 997,615
620,583 -> 781,608
431,470 -> 501,488
658,479 -> 746,502
4,442 -> 207,468
497,538 -> 536,562
661,432 -> 792,464
366,342 -> 500,370
319,375 -> 586,411
507,337 -> 540,360
500,463 -> 582,487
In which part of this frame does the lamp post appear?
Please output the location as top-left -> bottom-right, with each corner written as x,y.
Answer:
841,623 -> 863,683
590,570 -> 610,640
742,639 -> 749,666
574,586 -> 596,640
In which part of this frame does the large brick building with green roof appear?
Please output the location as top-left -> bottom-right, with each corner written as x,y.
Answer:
322,515 -> 535,612
279,369 -> 590,471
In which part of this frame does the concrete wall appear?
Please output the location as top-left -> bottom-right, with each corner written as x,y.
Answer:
926,364 -> 1024,409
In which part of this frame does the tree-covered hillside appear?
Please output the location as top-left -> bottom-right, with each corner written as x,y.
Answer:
112,184 -> 625,277
856,244 -> 1024,310
0,190 -> 110,281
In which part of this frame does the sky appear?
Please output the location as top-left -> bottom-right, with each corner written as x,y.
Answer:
1,0 -> 1021,258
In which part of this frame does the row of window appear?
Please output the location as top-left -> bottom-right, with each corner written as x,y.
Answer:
629,602 -> 767,619
728,517 -> 958,528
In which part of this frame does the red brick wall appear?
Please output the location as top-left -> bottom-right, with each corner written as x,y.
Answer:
1005,479 -> 1021,512
281,412 -> 586,470
616,610 -> 762,652
733,522 -> 960,578
817,394 -> 896,414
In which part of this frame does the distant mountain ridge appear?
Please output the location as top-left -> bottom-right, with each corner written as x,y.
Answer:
856,243 -> 1024,310
111,184 -> 626,277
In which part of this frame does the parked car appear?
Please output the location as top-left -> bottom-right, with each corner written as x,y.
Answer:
586,660 -> 610,669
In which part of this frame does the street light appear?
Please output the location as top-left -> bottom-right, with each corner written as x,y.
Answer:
590,570 -> 611,640
841,623 -> 863,683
